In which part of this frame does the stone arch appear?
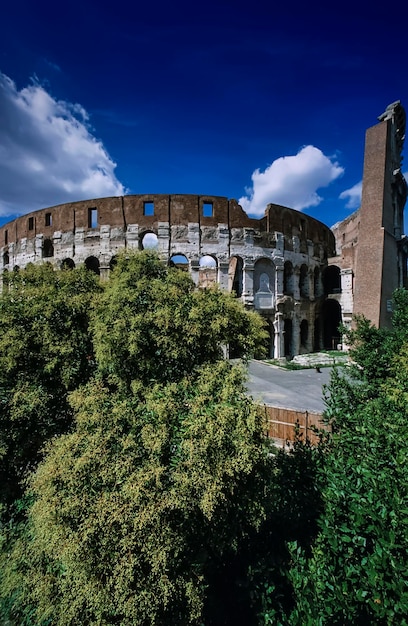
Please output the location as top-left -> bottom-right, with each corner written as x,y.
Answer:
199,255 -> 217,268
43,238 -> 54,258
199,255 -> 217,287
169,254 -> 189,271
322,299 -> 342,350
140,231 -> 158,250
299,264 -> 309,298
61,258 -> 75,270
228,256 -> 243,297
300,319 -> 309,350
254,258 -> 275,311
253,258 -> 275,292
3,251 -> 9,267
283,261 -> 295,296
323,265 -> 341,295
284,318 -> 293,358
85,256 -> 100,275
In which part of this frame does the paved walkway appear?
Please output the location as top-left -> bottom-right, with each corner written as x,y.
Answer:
246,360 -> 333,413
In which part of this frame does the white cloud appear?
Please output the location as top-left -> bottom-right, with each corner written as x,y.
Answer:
339,181 -> 362,209
239,145 -> 344,217
0,72 -> 126,217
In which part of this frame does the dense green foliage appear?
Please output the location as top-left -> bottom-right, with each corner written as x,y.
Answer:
277,289 -> 408,625
0,252 -> 284,625
0,264 -> 101,509
92,252 -> 266,387
2,365 -> 272,625
2,253 -> 407,624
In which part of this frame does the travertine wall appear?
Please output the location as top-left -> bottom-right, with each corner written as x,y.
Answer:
0,195 -> 335,358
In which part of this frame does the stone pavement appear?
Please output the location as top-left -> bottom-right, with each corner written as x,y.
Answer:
246,359 -> 333,413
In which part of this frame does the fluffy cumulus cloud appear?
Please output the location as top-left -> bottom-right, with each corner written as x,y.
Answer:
0,72 -> 125,216
339,181 -> 362,209
239,145 -> 344,217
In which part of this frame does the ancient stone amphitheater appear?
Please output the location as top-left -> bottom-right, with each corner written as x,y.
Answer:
1,102 -> 406,359
0,194 -> 338,358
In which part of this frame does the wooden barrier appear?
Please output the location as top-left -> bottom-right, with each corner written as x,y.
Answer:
262,405 -> 330,447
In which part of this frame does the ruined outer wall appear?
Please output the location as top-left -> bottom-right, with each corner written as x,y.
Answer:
0,194 -> 335,359
353,122 -> 389,326
353,103 -> 407,328
0,194 -> 333,271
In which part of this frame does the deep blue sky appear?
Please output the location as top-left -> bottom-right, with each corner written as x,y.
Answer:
1,0 -> 407,228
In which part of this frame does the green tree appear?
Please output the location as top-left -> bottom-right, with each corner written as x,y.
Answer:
2,364 -> 273,626
0,263 -> 101,511
1,251 -> 274,625
92,251 -> 267,387
283,290 -> 408,625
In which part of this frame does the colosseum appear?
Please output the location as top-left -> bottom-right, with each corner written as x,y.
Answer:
0,101 -> 406,359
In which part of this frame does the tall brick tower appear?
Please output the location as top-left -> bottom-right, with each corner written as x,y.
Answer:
353,101 -> 407,327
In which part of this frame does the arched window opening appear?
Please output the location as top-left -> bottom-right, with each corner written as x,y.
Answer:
169,254 -> 189,271
284,318 -> 293,358
299,264 -> 309,298
43,239 -> 54,258
61,258 -> 75,270
300,319 -> 309,349
323,265 -> 341,295
283,261 -> 294,296
3,251 -> 9,267
254,258 -> 275,310
85,256 -> 100,276
323,299 -> 342,350
228,256 -> 243,297
199,255 -> 217,287
141,232 -> 158,250
199,255 -> 217,268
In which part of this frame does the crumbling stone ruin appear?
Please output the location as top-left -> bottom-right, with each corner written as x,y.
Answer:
1,102 -> 406,358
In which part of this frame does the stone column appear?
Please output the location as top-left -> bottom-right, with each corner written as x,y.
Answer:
275,260 -> 284,297
99,264 -> 110,281
273,312 -> 285,359
218,260 -> 230,291
293,267 -> 300,300
243,259 -> 254,308
190,257 -> 200,286
126,225 -> 139,250
157,222 -> 170,258
34,235 -> 43,261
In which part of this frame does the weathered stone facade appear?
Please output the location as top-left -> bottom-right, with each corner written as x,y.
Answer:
0,195 -> 335,359
0,102 -> 405,358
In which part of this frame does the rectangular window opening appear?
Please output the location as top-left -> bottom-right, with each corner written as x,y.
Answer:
28,217 -> 34,231
4,230 -> 8,245
202,202 -> 213,217
45,212 -> 52,227
88,207 -> 98,228
143,201 -> 154,216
